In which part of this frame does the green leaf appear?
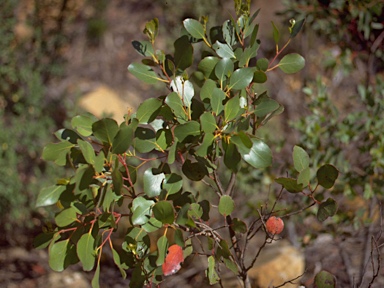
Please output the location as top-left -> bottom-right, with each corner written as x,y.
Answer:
174,35 -> 193,70
49,240 -> 68,272
228,68 -> 254,90
293,145 -> 310,172
182,159 -> 208,181
188,203 -> 203,219
317,198 -> 338,222
198,57 -> 220,79
33,232 -> 57,250
133,127 -> 157,153
132,197 -> 155,225
290,18 -> 306,39
36,185 -> 67,207
195,133 -> 215,157
200,112 -> 217,134
207,256 -> 220,285
255,98 -> 279,117
271,21 -> 280,44
231,137 -> 272,168
55,128 -> 82,144
165,92 -> 189,123
211,88 -> 226,115
224,95 -> 241,122
183,18 -> 205,39
253,70 -> 267,83
132,40 -> 154,57
92,118 -> 119,145
143,18 -> 159,42
224,142 -> 241,172
92,261 -> 101,288
71,113 -> 98,137
174,121 -> 200,142
314,270 -> 336,288
275,177 -> 303,193
143,168 -> 165,197
232,218 -> 247,233
77,233 -> 96,271
78,140 -> 95,166
112,120 -> 138,154
218,195 -> 235,216
298,167 -> 310,187
222,20 -> 237,46
215,58 -> 234,85
163,173 -> 183,195
55,207 -> 78,227
42,141 -> 74,166
128,62 -> 163,84
171,77 -> 194,109
136,98 -> 162,124
278,53 -> 305,74
153,201 -> 175,224
317,164 -> 339,189
213,41 -> 235,59
156,235 -> 169,266
256,58 -> 269,71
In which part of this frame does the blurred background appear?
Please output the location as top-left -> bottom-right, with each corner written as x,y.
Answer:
1,0 -> 383,287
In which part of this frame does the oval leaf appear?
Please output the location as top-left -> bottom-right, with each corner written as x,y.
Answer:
92,118 -> 119,145
278,53 -> 305,74
153,201 -> 175,224
314,270 -> 337,288
228,68 -> 254,90
128,62 -> 162,84
143,168 -> 165,197
218,195 -> 235,216
77,233 -> 96,271
317,164 -> 339,189
183,18 -> 205,39
317,198 -> 338,222
293,145 -> 310,172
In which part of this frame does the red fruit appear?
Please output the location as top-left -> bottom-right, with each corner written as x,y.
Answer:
266,216 -> 284,235
162,244 -> 184,276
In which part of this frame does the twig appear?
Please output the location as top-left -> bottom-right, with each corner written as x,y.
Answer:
274,270 -> 306,288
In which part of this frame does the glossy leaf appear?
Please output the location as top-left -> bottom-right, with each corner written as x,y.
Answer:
132,197 -> 155,225
163,173 -> 183,195
278,53 -> 305,74
143,168 -> 165,197
183,18 -> 205,39
211,88 -> 226,115
218,195 -> 235,216
165,92 -> 188,123
174,121 -> 200,142
231,137 -> 272,168
112,121 -> 138,154
153,201 -> 175,224
256,58 -> 269,71
42,141 -> 74,166
293,145 -> 310,172
317,164 -> 339,189
49,240 -> 77,272
71,113 -> 98,137
77,233 -> 96,271
198,57 -> 220,79
200,112 -> 217,134
228,68 -> 254,90
33,232 -> 57,250
55,128 -> 81,144
78,140 -> 95,165
317,198 -> 338,222
92,118 -> 119,145
224,95 -> 241,122
128,62 -> 162,84
174,35 -> 193,70
223,20 -> 237,46
275,177 -> 303,193
213,41 -> 235,59
132,40 -> 154,57
255,98 -> 279,117
290,18 -> 306,39
55,207 -> 78,227
171,77 -> 194,109
215,58 -> 234,84
224,142 -> 241,172
182,159 -> 208,181
36,185 -> 67,207
156,235 -> 169,266
136,98 -> 162,124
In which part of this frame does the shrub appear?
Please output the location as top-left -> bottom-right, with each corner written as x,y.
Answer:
36,1 -> 339,287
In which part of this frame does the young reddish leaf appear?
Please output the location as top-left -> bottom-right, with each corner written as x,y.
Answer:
162,244 -> 184,276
